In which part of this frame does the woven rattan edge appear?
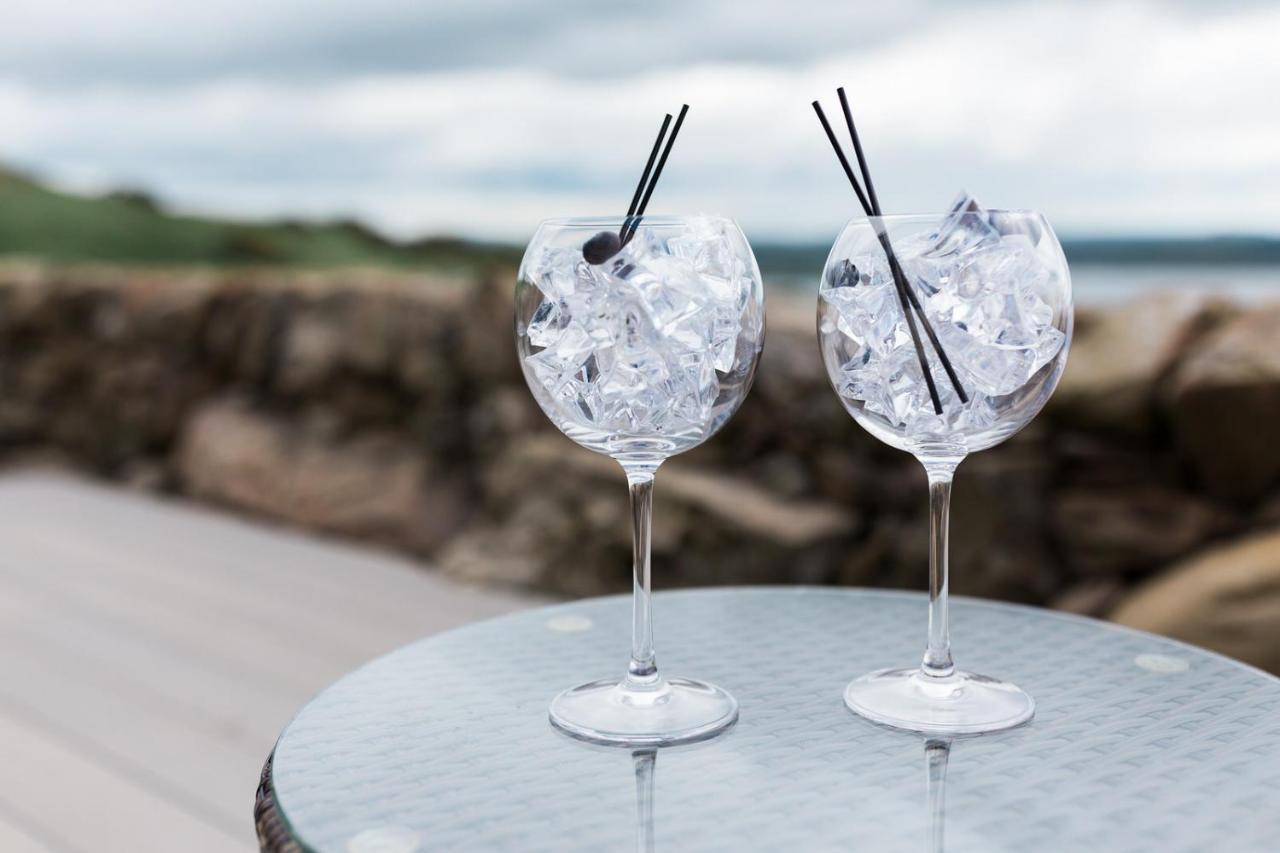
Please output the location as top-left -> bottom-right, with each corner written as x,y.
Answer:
256,751 -> 308,853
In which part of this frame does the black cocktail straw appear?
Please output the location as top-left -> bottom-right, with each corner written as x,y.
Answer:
812,101 -> 874,221
815,93 -> 970,412
835,90 -> 969,404
622,103 -> 689,244
837,88 -> 881,217
621,113 -> 673,240
814,99 -> 944,414
583,106 -> 690,264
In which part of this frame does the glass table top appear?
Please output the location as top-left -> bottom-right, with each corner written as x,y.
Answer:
271,588 -> 1280,852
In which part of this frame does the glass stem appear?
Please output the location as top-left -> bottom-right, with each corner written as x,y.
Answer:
922,461 -> 959,678
625,464 -> 660,687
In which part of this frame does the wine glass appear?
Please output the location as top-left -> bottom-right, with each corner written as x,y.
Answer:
516,214 -> 765,745
818,204 -> 1072,734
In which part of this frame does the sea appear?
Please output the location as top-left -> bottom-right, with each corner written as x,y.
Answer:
1057,264 -> 1280,305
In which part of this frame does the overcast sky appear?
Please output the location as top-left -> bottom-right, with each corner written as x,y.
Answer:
1,0 -> 1276,242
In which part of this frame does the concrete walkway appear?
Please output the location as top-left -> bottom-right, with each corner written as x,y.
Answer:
0,472 -> 541,852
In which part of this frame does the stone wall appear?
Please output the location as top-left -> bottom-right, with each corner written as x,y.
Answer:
2,261 -> 1278,672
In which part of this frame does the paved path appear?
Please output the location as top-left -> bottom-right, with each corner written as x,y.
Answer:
0,471 -> 542,852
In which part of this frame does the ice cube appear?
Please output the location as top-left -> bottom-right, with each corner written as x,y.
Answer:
838,345 -> 920,425
951,394 -> 998,432
924,191 -> 1001,259
708,308 -> 742,372
988,210 -> 1043,244
826,258 -> 861,289
527,297 -> 570,347
822,258 -> 907,356
526,323 -> 594,390
925,238 -> 1065,396
668,216 -> 739,279
534,246 -> 589,299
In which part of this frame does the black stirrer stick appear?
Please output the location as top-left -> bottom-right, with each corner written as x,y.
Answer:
812,102 -> 874,220
813,99 -> 944,414
583,105 -> 690,264
838,88 -> 881,217
622,103 -> 689,244
835,92 -> 969,404
620,113 -> 672,240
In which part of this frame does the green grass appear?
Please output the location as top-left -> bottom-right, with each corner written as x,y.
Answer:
0,166 -> 521,272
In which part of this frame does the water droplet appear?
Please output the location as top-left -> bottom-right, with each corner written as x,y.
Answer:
347,826 -> 420,853
547,614 -> 593,633
1135,653 -> 1189,674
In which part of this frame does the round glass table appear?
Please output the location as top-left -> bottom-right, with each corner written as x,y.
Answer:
257,588 -> 1280,852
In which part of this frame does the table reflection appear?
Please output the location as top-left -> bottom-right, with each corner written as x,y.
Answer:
554,733 -> 662,851
633,748 -> 657,853
925,738 -> 951,853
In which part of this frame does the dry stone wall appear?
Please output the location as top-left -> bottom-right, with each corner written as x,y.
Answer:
2,262 -> 1278,671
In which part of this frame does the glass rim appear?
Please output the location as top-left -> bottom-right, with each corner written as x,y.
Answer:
841,209 -> 1044,226
537,214 -> 738,229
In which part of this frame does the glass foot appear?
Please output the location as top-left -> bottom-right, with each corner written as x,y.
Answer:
550,676 -> 738,746
844,667 -> 1034,735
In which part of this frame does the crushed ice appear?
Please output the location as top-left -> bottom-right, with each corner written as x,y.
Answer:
820,193 -> 1066,432
524,217 -> 762,436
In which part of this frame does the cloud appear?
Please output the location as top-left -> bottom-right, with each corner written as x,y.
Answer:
0,0 -> 1275,240
1,0 -> 932,85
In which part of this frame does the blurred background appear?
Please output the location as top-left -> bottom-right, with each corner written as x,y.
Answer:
0,1 -> 1278,849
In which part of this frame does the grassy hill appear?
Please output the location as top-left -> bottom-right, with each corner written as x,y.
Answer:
0,166 -> 520,272
4,165 -> 1278,276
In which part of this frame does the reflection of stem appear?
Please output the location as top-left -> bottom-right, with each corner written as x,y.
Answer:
925,739 -> 951,853
633,749 -> 657,853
